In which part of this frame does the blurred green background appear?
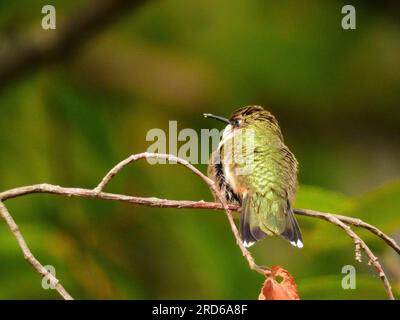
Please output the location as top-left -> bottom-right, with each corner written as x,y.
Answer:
0,0 -> 399,299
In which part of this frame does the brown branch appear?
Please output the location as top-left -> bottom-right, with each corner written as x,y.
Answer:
0,201 -> 73,300
0,0 -> 148,89
1,185 -> 398,256
95,152 -> 267,274
0,152 -> 398,299
292,208 -> 395,300
294,209 -> 400,256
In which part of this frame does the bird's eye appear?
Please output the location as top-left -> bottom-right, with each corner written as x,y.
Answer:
232,119 -> 241,127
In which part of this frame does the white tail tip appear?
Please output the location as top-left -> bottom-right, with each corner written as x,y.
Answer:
243,241 -> 255,248
290,239 -> 304,248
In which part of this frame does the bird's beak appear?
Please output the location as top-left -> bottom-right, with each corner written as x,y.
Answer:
203,113 -> 230,124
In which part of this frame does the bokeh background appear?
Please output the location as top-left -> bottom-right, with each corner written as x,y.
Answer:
0,0 -> 399,299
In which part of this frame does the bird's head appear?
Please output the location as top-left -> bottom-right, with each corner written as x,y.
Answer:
204,105 -> 281,134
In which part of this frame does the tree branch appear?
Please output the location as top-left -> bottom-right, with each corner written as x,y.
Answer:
94,152 -> 267,274
0,201 -> 73,300
292,208 -> 395,300
0,153 -> 398,299
0,0 -> 148,89
294,209 -> 400,256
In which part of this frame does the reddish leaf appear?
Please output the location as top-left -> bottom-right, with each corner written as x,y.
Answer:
258,265 -> 300,300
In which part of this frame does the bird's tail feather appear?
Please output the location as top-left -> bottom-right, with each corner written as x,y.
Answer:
240,195 -> 267,247
239,195 -> 303,248
280,203 -> 303,248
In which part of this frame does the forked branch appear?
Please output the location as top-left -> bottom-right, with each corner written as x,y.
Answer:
0,153 -> 398,300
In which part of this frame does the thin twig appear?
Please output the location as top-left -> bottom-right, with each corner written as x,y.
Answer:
294,209 -> 400,256
0,0 -> 148,89
1,185 -> 398,256
0,201 -> 73,300
0,153 -> 398,299
293,208 -> 394,300
95,152 -> 267,274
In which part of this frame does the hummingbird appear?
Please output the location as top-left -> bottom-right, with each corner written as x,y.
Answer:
204,105 -> 303,248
